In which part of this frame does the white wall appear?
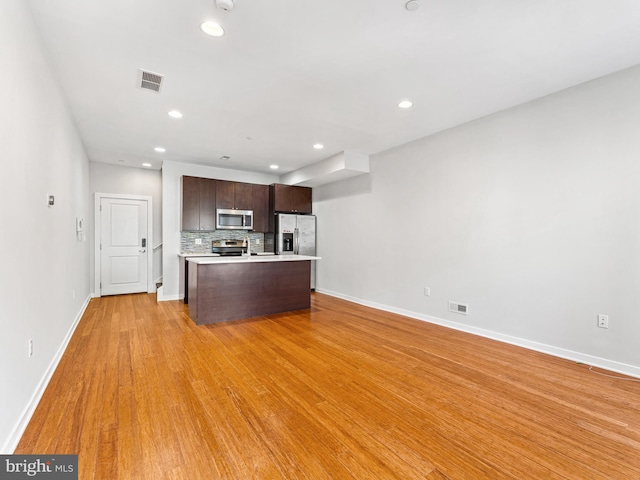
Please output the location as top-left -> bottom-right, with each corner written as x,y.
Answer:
314,64 -> 640,376
160,161 -> 279,300
89,162 -> 162,294
0,0 -> 91,452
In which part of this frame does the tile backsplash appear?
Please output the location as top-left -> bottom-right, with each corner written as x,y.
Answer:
181,231 -> 267,254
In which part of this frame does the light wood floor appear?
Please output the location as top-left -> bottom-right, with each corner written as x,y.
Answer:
16,293 -> 640,479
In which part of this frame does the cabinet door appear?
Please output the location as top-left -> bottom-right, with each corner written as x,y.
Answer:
215,180 -> 235,209
181,176 -> 201,231
272,184 -> 294,212
252,184 -> 269,233
199,178 -> 217,231
292,186 -> 312,214
234,182 -> 254,210
272,184 -> 312,213
216,180 -> 253,210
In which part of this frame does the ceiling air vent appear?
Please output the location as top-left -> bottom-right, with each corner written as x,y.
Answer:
138,69 -> 164,93
448,301 -> 469,315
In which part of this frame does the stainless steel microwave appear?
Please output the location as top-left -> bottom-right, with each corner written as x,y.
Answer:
216,208 -> 253,230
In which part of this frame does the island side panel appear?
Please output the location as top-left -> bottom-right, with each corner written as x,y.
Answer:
188,262 -> 199,322
191,261 -> 311,324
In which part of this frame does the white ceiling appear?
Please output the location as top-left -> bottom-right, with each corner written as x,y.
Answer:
26,0 -> 640,175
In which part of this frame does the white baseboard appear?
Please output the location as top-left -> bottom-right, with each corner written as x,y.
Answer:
3,295 -> 91,453
156,286 -> 180,302
148,276 -> 163,294
315,288 -> 640,380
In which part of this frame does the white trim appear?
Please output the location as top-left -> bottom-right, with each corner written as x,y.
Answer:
315,288 -> 640,380
94,193 -> 154,297
3,295 -> 91,453
156,285 -> 180,302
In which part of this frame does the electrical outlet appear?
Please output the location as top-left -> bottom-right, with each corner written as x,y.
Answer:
597,314 -> 609,329
195,238 -> 202,245
28,339 -> 33,358
256,238 -> 261,245
424,287 -> 430,296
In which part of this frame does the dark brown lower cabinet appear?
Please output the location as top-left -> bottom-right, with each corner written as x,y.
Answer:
187,260 -> 311,324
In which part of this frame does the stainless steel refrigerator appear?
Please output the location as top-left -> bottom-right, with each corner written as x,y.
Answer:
275,213 -> 317,289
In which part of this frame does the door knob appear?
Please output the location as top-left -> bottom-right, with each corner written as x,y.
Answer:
139,249 -> 146,253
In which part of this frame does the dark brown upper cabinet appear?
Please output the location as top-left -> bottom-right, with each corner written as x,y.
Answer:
215,180 -> 253,211
181,176 -> 217,231
252,184 -> 269,233
270,184 -> 312,214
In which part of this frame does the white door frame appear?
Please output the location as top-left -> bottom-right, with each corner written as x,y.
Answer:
94,193 -> 154,297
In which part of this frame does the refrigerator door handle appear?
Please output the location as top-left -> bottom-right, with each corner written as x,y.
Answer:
294,228 -> 299,254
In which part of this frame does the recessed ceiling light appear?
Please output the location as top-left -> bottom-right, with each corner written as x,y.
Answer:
200,21 -> 225,37
405,0 -> 421,11
142,163 -> 152,167
270,165 -> 279,169
398,100 -> 413,109
168,110 -> 183,119
154,147 -> 166,153
313,143 -> 324,150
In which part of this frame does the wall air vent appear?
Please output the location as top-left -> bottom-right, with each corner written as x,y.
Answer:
448,301 -> 469,315
138,69 -> 164,93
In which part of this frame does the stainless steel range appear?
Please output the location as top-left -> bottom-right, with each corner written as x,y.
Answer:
211,239 -> 248,256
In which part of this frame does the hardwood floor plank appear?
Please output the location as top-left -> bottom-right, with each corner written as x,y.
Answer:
15,292 -> 640,479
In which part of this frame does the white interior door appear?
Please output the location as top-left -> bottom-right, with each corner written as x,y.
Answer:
100,197 -> 148,296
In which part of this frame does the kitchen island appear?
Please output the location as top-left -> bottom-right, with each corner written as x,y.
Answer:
178,253 -> 220,304
186,255 -> 320,325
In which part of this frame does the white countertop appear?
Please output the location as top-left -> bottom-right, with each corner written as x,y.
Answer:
187,254 -> 321,265
178,253 -> 221,257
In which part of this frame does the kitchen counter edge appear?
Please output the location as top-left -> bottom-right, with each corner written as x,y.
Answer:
186,254 -> 321,264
